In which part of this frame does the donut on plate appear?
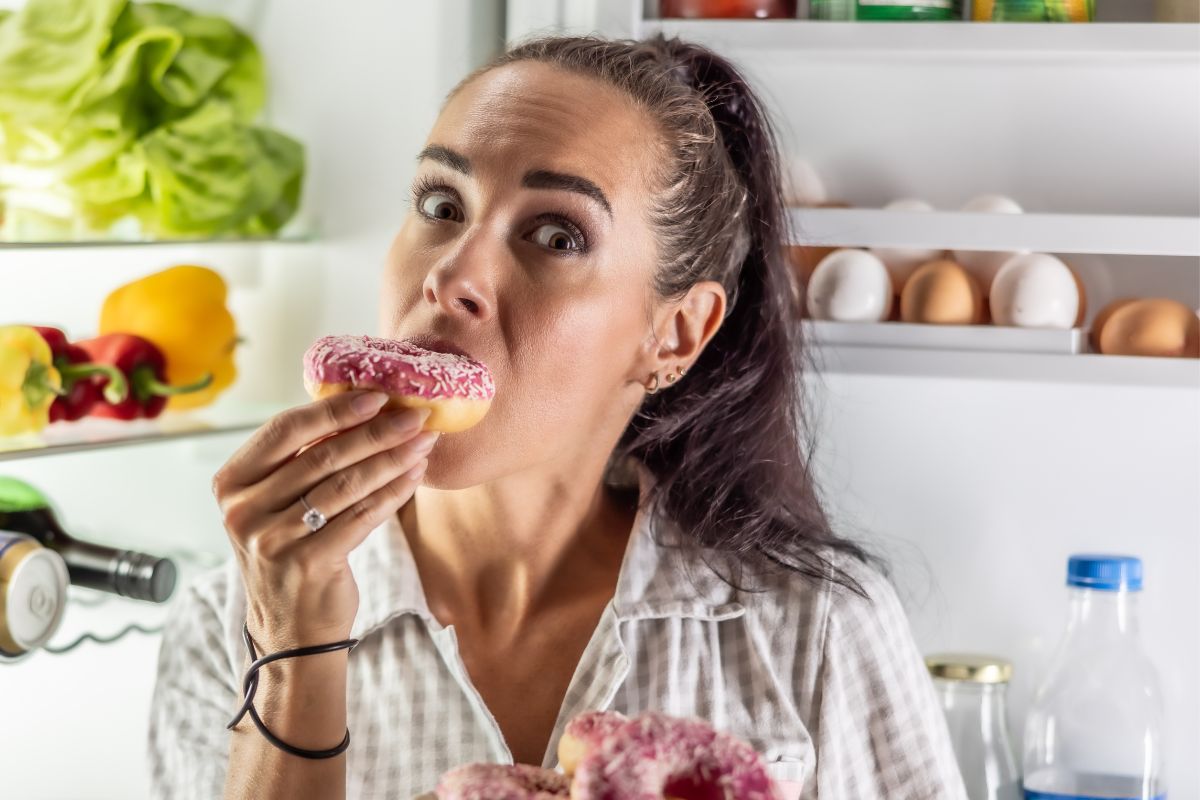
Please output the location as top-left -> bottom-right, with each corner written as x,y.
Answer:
435,762 -> 569,800
568,711 -> 782,800
557,710 -> 630,778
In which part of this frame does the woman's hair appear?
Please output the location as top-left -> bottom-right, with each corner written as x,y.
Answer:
462,35 -> 876,594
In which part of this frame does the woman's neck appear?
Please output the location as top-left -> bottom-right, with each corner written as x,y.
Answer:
398,452 -> 636,640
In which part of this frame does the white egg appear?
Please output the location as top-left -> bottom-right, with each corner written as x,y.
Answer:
954,194 -> 1025,290
870,198 -> 943,287
783,159 -> 828,207
961,194 -> 1023,214
885,198 -> 936,213
989,253 -> 1080,329
806,249 -> 893,323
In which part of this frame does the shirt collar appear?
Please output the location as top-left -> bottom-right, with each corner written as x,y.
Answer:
349,465 -> 745,640
611,464 -> 746,622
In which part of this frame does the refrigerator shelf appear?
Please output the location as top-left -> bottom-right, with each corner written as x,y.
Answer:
805,336 -> 1199,387
804,320 -> 1085,354
0,402 -> 285,462
789,208 -> 1200,257
639,20 -> 1200,59
0,230 -> 314,250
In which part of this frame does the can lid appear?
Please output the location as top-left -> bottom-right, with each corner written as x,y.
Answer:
2,543 -> 69,653
1067,554 -> 1143,591
924,653 -> 1013,684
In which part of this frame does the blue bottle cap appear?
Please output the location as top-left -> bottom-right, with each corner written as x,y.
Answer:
1067,554 -> 1143,591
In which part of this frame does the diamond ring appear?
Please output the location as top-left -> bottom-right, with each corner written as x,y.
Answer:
300,494 -> 327,533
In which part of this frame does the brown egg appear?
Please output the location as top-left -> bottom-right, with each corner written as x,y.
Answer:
1099,298 -> 1200,358
786,244 -> 839,287
1090,298 -> 1138,352
900,259 -> 985,325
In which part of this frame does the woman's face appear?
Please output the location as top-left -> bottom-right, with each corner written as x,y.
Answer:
380,62 -> 680,490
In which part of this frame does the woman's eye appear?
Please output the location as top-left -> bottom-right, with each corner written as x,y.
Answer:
419,193 -> 462,222
530,223 -> 580,252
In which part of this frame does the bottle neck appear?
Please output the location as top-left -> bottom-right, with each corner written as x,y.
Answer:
1066,586 -> 1140,640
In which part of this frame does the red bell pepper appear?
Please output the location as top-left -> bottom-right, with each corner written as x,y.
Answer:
76,334 -> 213,420
31,327 -> 129,422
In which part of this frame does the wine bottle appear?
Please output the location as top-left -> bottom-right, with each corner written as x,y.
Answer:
0,477 -> 177,603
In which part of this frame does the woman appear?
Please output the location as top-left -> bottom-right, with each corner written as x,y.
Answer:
148,34 -> 966,800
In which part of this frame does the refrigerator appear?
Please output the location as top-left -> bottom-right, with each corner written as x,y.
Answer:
1,0 -> 1196,797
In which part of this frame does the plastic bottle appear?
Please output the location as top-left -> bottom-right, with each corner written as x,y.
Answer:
1022,555 -> 1166,800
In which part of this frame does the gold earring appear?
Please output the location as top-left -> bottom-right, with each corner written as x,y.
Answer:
665,371 -> 678,384
645,372 -> 660,394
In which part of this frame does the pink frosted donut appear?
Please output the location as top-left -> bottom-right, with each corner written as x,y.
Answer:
303,335 -> 495,433
557,710 -> 628,777
435,763 -> 569,800
570,711 -> 782,800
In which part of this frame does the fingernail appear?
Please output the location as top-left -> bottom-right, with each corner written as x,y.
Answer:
390,407 -> 429,431
406,459 -> 428,481
353,392 -> 388,416
411,431 -> 440,453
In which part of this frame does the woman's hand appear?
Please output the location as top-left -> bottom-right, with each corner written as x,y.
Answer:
212,390 -> 437,652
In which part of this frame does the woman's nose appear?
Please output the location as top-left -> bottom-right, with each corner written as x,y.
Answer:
421,237 -> 495,320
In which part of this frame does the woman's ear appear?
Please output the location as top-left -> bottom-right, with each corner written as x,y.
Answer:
639,280 -> 727,379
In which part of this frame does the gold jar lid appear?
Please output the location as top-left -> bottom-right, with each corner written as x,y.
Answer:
925,653 -> 1013,684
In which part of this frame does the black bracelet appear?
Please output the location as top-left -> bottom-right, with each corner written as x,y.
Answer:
226,622 -> 359,760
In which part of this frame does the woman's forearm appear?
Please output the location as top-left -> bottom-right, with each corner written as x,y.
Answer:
224,651 -> 349,800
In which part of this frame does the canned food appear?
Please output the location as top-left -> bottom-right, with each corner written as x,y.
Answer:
0,531 -> 69,657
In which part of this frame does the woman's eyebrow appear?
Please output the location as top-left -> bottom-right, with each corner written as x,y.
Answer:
417,145 -> 612,218
417,145 -> 471,175
523,170 -> 612,217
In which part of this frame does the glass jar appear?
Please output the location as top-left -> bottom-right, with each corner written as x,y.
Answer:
660,0 -> 799,18
927,653 -> 1021,800
809,0 -> 959,20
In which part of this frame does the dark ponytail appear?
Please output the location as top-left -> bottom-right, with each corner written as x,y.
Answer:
469,35 -> 876,594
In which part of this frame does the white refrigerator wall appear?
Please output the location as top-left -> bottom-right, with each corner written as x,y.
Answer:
809,372 -> 1199,798
0,2 -> 504,798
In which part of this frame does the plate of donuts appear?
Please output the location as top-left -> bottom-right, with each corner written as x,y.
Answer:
427,709 -> 796,800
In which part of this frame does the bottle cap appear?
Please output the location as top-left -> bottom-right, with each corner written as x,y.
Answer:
113,551 -> 178,603
1067,554 -> 1143,591
924,653 -> 1013,684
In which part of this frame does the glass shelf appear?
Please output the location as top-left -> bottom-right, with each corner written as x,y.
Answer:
0,402 -> 287,462
0,230 -> 314,249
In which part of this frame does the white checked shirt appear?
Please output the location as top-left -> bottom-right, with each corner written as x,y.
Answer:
149,482 -> 967,800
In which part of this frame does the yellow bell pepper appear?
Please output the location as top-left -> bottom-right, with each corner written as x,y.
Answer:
0,325 -> 63,436
98,265 -> 237,411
